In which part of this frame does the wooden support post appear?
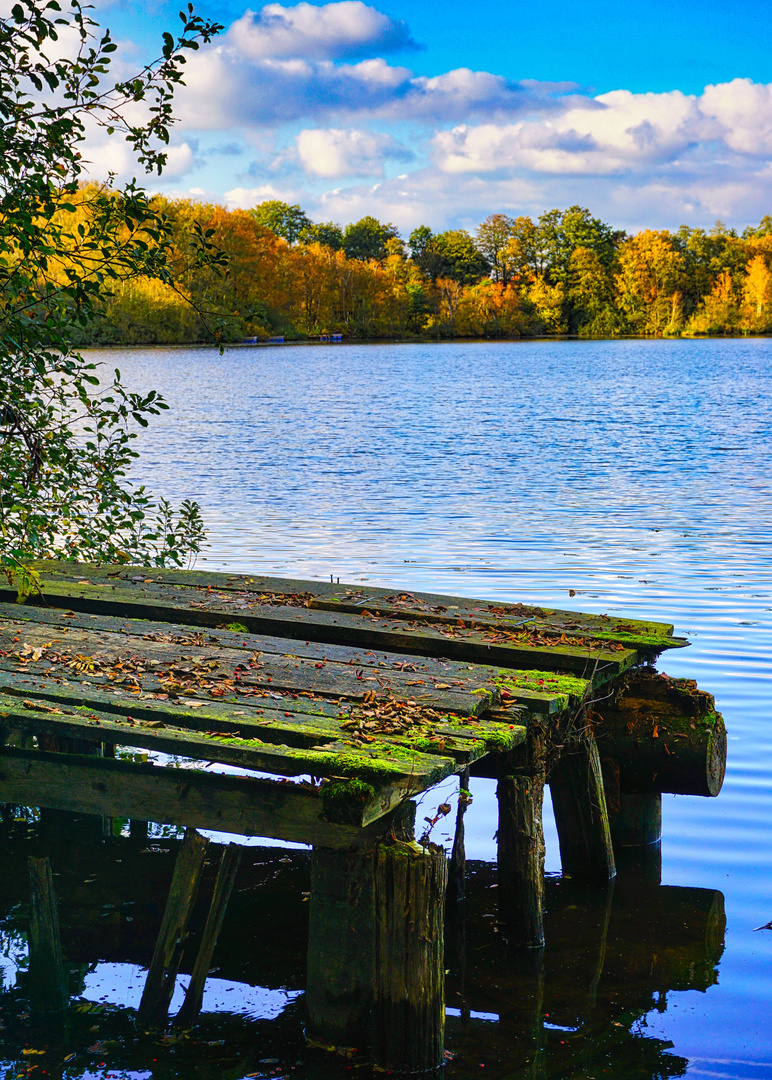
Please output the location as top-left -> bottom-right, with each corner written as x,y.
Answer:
601,762 -> 662,880
372,841 -> 447,1072
307,846 -> 375,1051
307,835 -> 447,1072
447,767 -> 470,904
497,727 -> 546,948
610,792 -> 662,847
130,819 -> 149,842
27,856 -> 68,1014
138,828 -> 209,1029
549,735 -> 616,883
174,843 -> 241,1028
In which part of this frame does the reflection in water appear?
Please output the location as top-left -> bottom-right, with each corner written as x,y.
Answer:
0,816 -> 724,1080
444,862 -> 724,1079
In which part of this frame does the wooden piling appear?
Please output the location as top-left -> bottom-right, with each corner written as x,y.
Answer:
27,855 -> 68,1013
610,792 -> 662,847
175,842 -> 241,1028
307,846 -> 376,1051
549,735 -> 616,883
137,828 -> 209,1028
496,728 -> 547,948
307,836 -> 447,1072
373,841 -> 447,1072
447,767 -> 470,904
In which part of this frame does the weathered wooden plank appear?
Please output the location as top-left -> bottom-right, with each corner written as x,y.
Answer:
6,577 -> 640,678
307,596 -> 683,653
0,667 -> 527,776
0,608 -> 497,715
25,560 -> 680,643
0,603 -> 578,713
0,745 -> 412,841
0,691 -> 458,789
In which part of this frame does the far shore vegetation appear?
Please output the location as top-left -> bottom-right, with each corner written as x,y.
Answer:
67,197 -> 772,345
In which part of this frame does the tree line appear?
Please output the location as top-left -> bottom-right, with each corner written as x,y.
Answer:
75,196 -> 772,344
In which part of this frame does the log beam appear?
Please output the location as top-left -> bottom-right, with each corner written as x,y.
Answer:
593,668 -> 726,797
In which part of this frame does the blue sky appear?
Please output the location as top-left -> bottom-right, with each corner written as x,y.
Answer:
85,0 -> 772,234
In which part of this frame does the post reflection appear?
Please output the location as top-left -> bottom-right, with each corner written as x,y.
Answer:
445,858 -> 725,1079
0,816 -> 724,1080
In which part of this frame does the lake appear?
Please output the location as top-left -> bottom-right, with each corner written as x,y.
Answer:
2,337 -> 771,1079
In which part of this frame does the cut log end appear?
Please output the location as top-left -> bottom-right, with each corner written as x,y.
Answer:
593,669 -> 727,799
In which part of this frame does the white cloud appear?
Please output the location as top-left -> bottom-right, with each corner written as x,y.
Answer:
176,46 -> 585,130
159,142 -> 198,179
225,183 -> 308,209
700,78 -> 772,155
176,46 -> 414,127
81,135 -> 199,184
431,90 -> 715,176
425,81 -> 772,190
395,69 -> 581,123
175,4 -> 582,132
228,1 -> 420,60
295,127 -> 412,177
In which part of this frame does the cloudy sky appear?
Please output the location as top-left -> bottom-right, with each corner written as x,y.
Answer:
87,0 -> 772,234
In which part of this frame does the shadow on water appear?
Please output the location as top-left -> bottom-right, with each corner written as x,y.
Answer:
0,811 -> 724,1080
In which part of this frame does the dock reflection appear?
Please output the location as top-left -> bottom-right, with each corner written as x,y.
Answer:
445,854 -> 724,1078
0,815 -> 724,1080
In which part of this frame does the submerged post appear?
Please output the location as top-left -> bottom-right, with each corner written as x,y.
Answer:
549,734 -> 616,883
175,842 -> 242,1028
307,824 -> 447,1071
447,767 -> 471,904
496,726 -> 547,947
138,828 -> 209,1028
27,856 -> 68,1014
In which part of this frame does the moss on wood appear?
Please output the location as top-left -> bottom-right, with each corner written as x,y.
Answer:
321,779 -> 377,824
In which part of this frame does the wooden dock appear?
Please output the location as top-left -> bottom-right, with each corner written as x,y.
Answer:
0,561 -> 726,1072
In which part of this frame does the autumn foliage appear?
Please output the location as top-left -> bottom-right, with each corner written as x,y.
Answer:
75,197 -> 772,343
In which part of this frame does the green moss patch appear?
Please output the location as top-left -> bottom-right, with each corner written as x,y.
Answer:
494,669 -> 589,700
322,778 -> 376,824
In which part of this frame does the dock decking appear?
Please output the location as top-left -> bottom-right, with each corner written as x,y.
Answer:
0,561 -> 726,1071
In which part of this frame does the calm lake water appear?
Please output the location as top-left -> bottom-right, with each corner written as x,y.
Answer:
2,337 -> 771,1079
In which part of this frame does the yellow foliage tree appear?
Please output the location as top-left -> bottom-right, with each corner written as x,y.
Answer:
741,254 -> 772,330
527,276 -> 567,334
686,270 -> 739,334
615,230 -> 686,334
